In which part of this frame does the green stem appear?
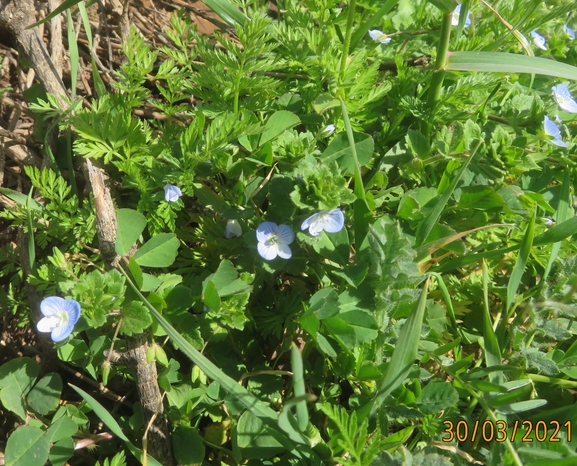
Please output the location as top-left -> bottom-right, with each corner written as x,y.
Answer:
339,0 -> 357,82
425,12 -> 453,132
233,56 -> 246,114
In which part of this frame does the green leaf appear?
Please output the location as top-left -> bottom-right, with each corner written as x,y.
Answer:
203,281 -> 221,312
313,93 -> 340,114
506,210 -> 535,311
306,288 -> 340,320
416,380 -> 458,414
259,111 -> 300,147
133,233 -> 180,267
0,188 -> 43,210
446,52 -> 577,80
497,399 -> 548,414
0,385 -> 27,419
237,411 -> 285,458
118,301 -> 153,336
69,384 -> 163,466
115,209 -> 147,256
46,417 -> 78,443
427,0 -> 456,13
0,357 -> 39,395
5,426 -> 49,466
199,0 -> 249,27
48,437 -> 74,466
321,132 -> 374,176
290,343 -> 309,432
458,186 -> 505,211
173,426 -> 205,465
25,0 -> 83,30
27,373 -> 62,415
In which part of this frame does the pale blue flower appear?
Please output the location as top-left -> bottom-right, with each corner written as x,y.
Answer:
37,297 -> 81,342
452,5 -> 471,27
552,84 -> 577,113
542,217 -> 556,226
543,116 -> 567,148
225,219 -> 242,238
256,222 -> 294,260
563,25 -> 576,40
323,124 -> 336,136
530,31 -> 547,50
301,208 -> 345,236
164,184 -> 182,202
368,30 -> 391,44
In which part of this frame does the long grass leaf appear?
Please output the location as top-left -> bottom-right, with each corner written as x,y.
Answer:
69,384 -> 163,466
482,260 -> 503,385
368,278 -> 430,415
416,141 -> 481,246
26,188 -> 36,273
26,0 -> 83,29
66,10 -> 78,101
290,343 -> 309,432
428,272 -> 459,336
506,209 -> 536,313
541,169 -> 572,284
78,1 -> 107,97
201,0 -> 249,27
446,52 -> 577,80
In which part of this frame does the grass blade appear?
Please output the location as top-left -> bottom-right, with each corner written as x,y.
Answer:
69,384 -> 163,466
290,343 -> 309,432
78,1 -> 107,97
416,140 -> 481,246
506,209 -> 536,313
368,277 -> 430,415
26,188 -> 36,273
201,0 -> 249,27
26,0 -> 83,29
482,260 -> 503,385
446,51 -> 577,80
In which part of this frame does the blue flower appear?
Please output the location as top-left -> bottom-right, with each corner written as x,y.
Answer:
256,222 -> 294,260
164,184 -> 182,202
452,5 -> 471,27
552,84 -> 577,113
530,31 -> 547,50
323,124 -> 336,136
37,297 -> 81,342
543,116 -> 567,148
368,30 -> 391,44
563,25 -> 576,40
225,219 -> 242,238
301,208 -> 345,236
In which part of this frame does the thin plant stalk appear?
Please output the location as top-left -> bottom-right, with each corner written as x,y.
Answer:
425,12 -> 453,133
340,0 -> 357,82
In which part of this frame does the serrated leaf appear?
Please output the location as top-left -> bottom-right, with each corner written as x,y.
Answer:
118,301 -> 153,336
133,233 -> 179,267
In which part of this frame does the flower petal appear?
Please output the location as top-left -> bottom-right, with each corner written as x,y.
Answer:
552,84 -> 577,113
368,30 -> 391,44
564,25 -> 576,40
323,209 -> 345,233
276,243 -> 292,259
530,31 -> 547,50
62,299 -> 81,326
51,321 -> 74,342
258,242 -> 278,260
164,184 -> 182,202
301,213 -> 319,231
40,296 -> 66,317
256,222 -> 278,243
544,116 -> 561,139
225,219 -> 242,238
37,315 -> 60,333
275,224 -> 295,245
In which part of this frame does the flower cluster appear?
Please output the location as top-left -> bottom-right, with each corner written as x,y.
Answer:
37,297 -> 81,342
255,209 -> 345,261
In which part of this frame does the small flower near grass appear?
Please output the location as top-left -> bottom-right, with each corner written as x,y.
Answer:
552,84 -> 577,113
322,124 -> 336,136
256,222 -> 294,260
164,184 -> 182,202
225,219 -> 242,238
530,31 -> 547,50
563,25 -> 576,40
543,116 -> 567,148
301,208 -> 345,236
368,30 -> 391,44
452,5 -> 471,27
37,297 -> 81,342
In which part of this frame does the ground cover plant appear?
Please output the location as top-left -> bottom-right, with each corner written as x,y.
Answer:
1,0 -> 577,464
